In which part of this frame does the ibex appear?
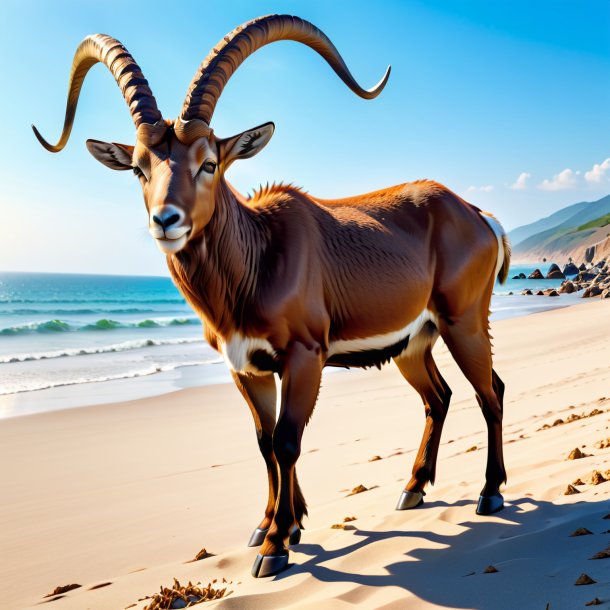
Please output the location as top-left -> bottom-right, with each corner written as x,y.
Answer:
34,15 -> 510,577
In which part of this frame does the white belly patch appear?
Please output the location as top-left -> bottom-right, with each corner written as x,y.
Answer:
328,309 -> 435,357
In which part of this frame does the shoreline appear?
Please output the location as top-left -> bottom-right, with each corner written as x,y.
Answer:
0,291 -> 588,419
1,299 -> 609,610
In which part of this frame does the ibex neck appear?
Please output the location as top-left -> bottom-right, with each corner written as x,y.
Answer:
168,180 -> 267,337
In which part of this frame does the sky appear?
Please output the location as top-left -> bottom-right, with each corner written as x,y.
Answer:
1,0 -> 609,276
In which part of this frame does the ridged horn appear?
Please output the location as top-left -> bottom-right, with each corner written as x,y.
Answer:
181,14 -> 391,124
32,34 -> 162,153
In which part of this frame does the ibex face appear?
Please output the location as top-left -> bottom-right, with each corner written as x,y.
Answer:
85,120 -> 274,254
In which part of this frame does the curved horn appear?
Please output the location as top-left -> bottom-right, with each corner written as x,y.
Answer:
32,34 -> 162,153
181,14 -> 391,124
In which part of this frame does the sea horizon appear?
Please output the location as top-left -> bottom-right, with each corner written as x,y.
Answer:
0,266 -> 582,418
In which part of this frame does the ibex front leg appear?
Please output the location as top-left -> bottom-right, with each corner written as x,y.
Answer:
231,372 -> 279,547
252,341 -> 322,578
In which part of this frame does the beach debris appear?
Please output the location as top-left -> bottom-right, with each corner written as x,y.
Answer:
594,438 -> 610,449
344,516 -> 357,522
567,448 -> 589,460
483,565 -> 498,573
585,471 -> 607,486
590,545 -> 610,560
585,599 -> 602,606
465,445 -> 477,453
142,578 -> 230,609
348,484 -> 369,496
44,584 -> 81,597
192,548 -> 214,562
575,573 -> 597,585
570,528 -> 593,537
331,523 -> 356,530
539,408 -> 606,431
369,455 -> 382,462
564,484 -> 581,495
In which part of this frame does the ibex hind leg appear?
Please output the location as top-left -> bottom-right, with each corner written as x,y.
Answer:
393,324 -> 452,510
438,314 -> 506,515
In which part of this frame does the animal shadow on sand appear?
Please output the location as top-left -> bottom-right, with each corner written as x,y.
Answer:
222,498 -> 610,610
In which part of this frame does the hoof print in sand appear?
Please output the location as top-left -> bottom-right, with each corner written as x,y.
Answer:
575,573 -> 597,585
483,565 -> 498,573
564,484 -> 581,495
570,528 -> 593,537
347,484 -> 369,496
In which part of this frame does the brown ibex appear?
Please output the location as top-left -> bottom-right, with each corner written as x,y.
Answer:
34,14 -> 510,578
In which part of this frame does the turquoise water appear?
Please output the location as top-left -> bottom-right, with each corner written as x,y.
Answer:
0,267 -> 579,414
495,263 -> 569,295
0,272 -> 220,395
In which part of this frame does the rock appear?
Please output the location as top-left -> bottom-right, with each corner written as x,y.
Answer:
579,263 -> 587,271
564,484 -> 581,495
563,262 -> 579,275
590,547 -> 610,559
548,290 -> 560,297
585,598 -> 602,606
519,272 -> 526,279
575,573 -> 596,585
572,478 -> 585,486
583,286 -> 602,298
369,455 -> 382,462
521,289 -> 533,295
483,565 -> 498,573
601,289 -> 610,299
546,263 -> 565,279
567,447 -> 587,460
570,527 -> 593,536
559,280 -> 576,294
585,470 -> 607,485
528,269 -> 544,279
578,271 -> 598,282
536,290 -> 544,296
348,484 -> 368,496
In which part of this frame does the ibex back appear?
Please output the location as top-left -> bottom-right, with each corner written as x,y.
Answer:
34,14 -> 510,578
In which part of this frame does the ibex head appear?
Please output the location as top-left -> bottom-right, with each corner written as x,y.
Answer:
33,16 -> 390,255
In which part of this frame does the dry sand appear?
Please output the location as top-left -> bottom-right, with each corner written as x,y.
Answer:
1,300 -> 609,610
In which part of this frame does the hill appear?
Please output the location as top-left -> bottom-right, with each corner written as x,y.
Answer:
510,193 -> 610,263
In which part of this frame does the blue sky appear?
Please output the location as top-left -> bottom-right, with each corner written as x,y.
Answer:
1,0 -> 609,275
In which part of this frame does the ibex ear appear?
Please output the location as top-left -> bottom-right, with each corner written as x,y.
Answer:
218,122 -> 274,169
86,139 -> 134,171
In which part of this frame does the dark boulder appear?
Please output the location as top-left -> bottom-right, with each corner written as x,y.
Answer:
546,263 -> 565,279
583,285 -> 602,298
548,290 -> 560,297
579,263 -> 587,271
559,281 -> 576,294
528,269 -> 544,279
563,262 -> 579,275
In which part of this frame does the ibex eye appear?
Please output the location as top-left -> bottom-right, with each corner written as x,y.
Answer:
202,160 -> 216,174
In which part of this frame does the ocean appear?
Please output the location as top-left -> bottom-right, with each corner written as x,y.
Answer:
0,264 -> 577,417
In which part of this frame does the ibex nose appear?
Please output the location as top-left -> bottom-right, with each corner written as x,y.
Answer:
152,211 -> 180,230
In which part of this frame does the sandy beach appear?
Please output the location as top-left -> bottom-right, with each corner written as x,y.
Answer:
1,299 -> 609,610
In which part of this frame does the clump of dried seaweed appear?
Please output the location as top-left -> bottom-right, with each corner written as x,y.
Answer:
142,578 -> 230,609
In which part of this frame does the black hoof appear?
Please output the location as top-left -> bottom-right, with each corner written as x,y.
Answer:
288,525 -> 301,545
476,493 -> 504,515
247,527 -> 269,547
396,490 -> 424,510
251,552 -> 289,578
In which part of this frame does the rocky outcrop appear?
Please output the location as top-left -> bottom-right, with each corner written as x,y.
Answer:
546,263 -> 565,279
563,262 -> 579,275
528,269 -> 544,279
